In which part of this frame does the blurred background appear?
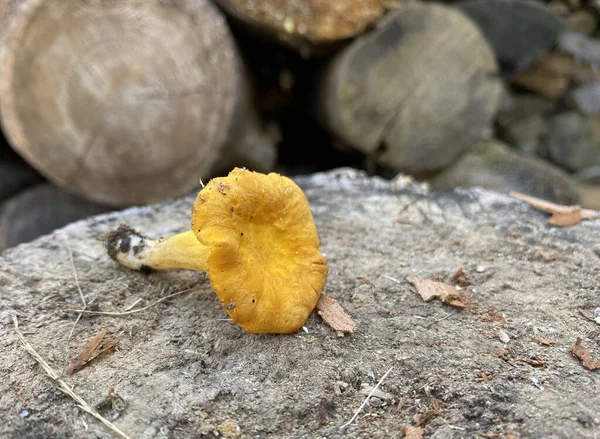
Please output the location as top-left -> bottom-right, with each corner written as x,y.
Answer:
1,0 -> 599,251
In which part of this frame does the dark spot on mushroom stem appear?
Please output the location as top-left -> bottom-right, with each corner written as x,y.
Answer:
240,232 -> 244,236
104,224 -> 142,261
230,207 -> 234,212
252,299 -> 255,303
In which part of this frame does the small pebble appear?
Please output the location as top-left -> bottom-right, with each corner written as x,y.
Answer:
19,410 -> 29,419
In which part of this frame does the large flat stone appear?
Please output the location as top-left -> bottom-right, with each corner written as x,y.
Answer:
1,169 -> 599,438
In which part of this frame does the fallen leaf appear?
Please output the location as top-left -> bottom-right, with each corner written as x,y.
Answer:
509,191 -> 600,227
572,338 -> 600,370
535,336 -> 556,346
407,276 -> 470,309
67,329 -> 118,375
404,425 -> 424,439
316,294 -> 357,336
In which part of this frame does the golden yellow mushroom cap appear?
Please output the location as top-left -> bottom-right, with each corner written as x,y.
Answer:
192,168 -> 328,334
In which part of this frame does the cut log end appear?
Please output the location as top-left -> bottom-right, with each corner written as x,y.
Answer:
313,2 -> 502,174
0,0 -> 246,206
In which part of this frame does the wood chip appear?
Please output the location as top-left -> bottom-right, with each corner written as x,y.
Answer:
509,191 -> 600,227
407,276 -> 470,309
404,425 -> 424,439
316,294 -> 357,336
535,336 -> 556,346
67,329 -> 118,375
572,338 -> 600,370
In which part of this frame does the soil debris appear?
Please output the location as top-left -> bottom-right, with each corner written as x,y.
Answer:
407,276 -> 470,308
475,371 -> 491,382
539,250 -> 557,261
316,294 -> 357,336
572,338 -> 600,370
497,328 -> 510,344
535,336 -> 556,346
404,425 -> 424,439
218,421 -> 242,438
67,329 -> 118,375
480,310 -> 505,323
509,191 -> 600,226
450,267 -> 471,287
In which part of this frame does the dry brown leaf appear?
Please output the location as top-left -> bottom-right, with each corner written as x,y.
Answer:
67,329 -> 118,375
509,191 -> 600,227
535,336 -> 556,346
404,425 -> 424,439
316,294 -> 356,336
572,338 -> 600,370
407,276 -> 469,309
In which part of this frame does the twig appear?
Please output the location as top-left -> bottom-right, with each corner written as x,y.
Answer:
12,316 -> 133,439
63,289 -> 192,316
382,274 -> 401,284
124,297 -> 143,311
64,245 -> 87,367
340,366 -> 393,429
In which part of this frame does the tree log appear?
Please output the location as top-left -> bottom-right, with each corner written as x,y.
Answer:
0,0 -> 275,207
313,2 -> 502,174
460,0 -> 566,75
0,183 -> 111,250
212,0 -> 386,54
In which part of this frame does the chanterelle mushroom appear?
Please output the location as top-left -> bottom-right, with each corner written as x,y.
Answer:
105,168 -> 328,334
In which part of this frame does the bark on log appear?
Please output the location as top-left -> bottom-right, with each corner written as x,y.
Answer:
212,0 -> 387,54
1,169 -> 599,438
0,183 -> 111,251
0,0 -> 276,207
313,2 -> 502,174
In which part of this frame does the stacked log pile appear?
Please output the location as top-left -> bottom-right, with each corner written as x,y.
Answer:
1,0 -> 600,250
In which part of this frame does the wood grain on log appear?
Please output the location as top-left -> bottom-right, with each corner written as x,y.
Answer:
0,0 -> 275,206
213,0 -> 386,53
313,2 -> 501,174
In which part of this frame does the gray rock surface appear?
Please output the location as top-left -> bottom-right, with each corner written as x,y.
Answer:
1,168 -> 599,438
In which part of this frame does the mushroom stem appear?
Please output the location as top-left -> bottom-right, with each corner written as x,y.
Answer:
105,225 -> 209,272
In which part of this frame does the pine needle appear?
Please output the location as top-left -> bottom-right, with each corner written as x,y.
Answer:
13,315 -> 133,439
